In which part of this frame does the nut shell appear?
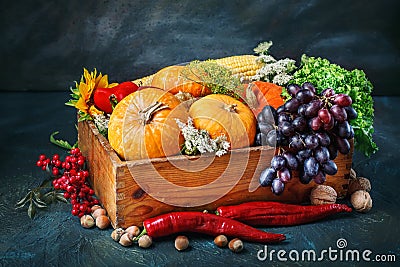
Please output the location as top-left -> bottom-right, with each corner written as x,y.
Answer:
351,190 -> 372,213
111,228 -> 125,242
125,225 -> 141,240
119,233 -> 133,247
175,235 -> 189,251
348,177 -> 371,195
92,208 -> 107,219
138,235 -> 152,248
80,214 -> 95,229
310,185 -> 337,205
214,235 -> 228,248
96,215 -> 111,229
228,238 -> 244,253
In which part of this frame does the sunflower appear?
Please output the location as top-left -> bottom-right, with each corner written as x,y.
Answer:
66,68 -> 118,119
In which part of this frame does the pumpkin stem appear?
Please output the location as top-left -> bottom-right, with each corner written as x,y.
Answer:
245,83 -> 258,109
139,101 -> 169,125
225,104 -> 238,113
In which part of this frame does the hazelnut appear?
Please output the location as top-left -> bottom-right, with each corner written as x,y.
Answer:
96,215 -> 111,229
111,228 -> 125,242
348,177 -> 371,195
214,235 -> 228,247
310,185 -> 337,205
119,233 -> 133,247
228,238 -> 244,253
351,190 -> 372,213
92,208 -> 107,219
125,225 -> 141,240
175,235 -> 189,251
138,235 -> 152,248
80,214 -> 95,229
91,205 -> 102,213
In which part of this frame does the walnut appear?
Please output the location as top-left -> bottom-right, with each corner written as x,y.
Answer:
351,190 -> 372,213
310,185 -> 337,205
348,177 -> 371,195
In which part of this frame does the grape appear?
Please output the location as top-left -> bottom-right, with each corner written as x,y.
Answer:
337,121 -> 351,139
276,105 -> 285,114
266,130 -> 277,147
259,123 -> 275,135
322,160 -> 338,175
305,99 -> 322,117
286,84 -> 301,97
323,116 -> 335,131
314,146 -> 330,164
289,135 -> 305,151
313,170 -> 326,184
302,82 -> 317,94
344,106 -> 358,120
271,155 -> 286,171
330,105 -> 347,123
334,93 -> 352,107
318,108 -> 332,124
297,104 -> 308,117
327,143 -> 338,160
284,98 -> 300,113
276,131 -> 289,146
299,170 -> 312,184
282,151 -> 299,170
315,132 -> 331,147
280,121 -> 295,137
257,105 -> 277,124
348,125 -> 355,139
335,136 -> 350,154
296,149 -> 312,163
304,134 -> 319,150
296,89 -> 314,104
321,88 -> 335,97
259,167 -> 276,186
309,117 -> 322,131
277,167 -> 291,183
278,113 -> 291,124
292,116 -> 307,132
271,178 -> 285,195
254,132 -> 263,146
304,157 -> 319,177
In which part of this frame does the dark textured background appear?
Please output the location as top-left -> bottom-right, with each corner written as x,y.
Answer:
1,0 -> 399,94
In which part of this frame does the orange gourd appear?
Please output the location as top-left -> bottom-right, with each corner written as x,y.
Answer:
108,88 -> 188,160
189,94 -> 257,149
244,81 -> 284,116
151,65 -> 211,97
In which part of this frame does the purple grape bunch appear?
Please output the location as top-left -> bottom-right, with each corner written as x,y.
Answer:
256,82 -> 357,195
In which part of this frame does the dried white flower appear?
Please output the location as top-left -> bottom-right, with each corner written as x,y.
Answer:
175,118 -> 230,157
93,114 -> 109,137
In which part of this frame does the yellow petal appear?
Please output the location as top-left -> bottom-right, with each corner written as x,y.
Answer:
76,97 -> 89,113
97,74 -> 109,89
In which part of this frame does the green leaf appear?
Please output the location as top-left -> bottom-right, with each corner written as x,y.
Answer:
15,191 -> 32,208
55,193 -> 68,203
32,198 -> 48,209
50,131 -> 74,150
28,202 -> 36,219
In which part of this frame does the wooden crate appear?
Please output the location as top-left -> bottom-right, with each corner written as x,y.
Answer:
78,120 -> 353,229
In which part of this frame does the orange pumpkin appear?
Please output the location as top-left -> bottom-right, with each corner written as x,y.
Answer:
108,88 -> 188,160
243,81 -> 284,116
151,65 -> 211,97
189,94 -> 257,149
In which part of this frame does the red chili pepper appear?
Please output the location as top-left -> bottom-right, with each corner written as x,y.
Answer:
217,202 -> 352,226
93,81 -> 139,113
136,211 -> 285,244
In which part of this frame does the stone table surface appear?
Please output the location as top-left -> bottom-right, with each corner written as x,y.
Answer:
0,92 -> 399,266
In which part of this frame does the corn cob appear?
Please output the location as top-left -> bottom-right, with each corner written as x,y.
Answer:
132,55 -> 263,86
212,55 -> 263,81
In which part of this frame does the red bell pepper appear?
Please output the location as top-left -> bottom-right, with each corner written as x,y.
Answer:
93,81 -> 139,113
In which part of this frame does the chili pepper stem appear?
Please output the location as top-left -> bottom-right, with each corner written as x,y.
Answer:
132,228 -> 147,242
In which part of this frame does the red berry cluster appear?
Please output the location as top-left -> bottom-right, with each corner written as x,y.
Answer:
36,148 -> 99,217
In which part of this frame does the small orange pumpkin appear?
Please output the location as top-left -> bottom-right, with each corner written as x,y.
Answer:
189,94 -> 257,149
151,65 -> 211,97
108,88 -> 188,160
243,81 -> 284,116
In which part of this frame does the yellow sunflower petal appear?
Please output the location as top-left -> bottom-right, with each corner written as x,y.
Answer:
75,97 -> 89,113
97,74 -> 109,89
